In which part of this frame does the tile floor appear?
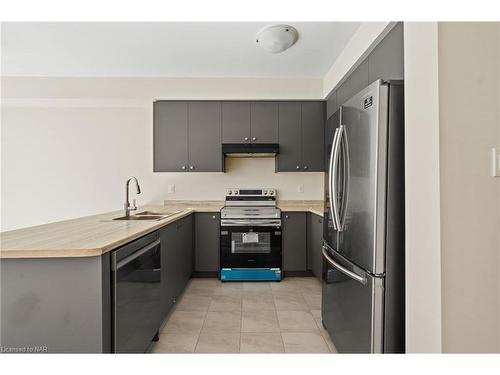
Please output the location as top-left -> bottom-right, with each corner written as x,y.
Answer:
151,277 -> 337,353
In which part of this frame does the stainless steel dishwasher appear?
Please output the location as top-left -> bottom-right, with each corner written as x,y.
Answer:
111,231 -> 162,353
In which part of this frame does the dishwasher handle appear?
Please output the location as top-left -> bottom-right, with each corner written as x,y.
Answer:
114,239 -> 161,270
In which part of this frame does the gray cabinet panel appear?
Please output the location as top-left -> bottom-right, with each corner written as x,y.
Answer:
154,101 -> 188,172
368,23 -> 404,83
326,91 -> 338,119
222,102 -> 251,143
161,215 -> 193,314
283,212 -> 307,271
178,215 -> 193,292
195,213 -> 220,273
250,102 -> 279,143
277,102 -> 302,172
309,213 -> 323,280
188,102 -> 222,172
337,59 -> 369,106
301,102 -> 325,172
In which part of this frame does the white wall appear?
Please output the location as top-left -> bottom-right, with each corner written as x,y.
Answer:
1,77 -> 324,231
403,22 -> 443,353
438,22 -> 500,353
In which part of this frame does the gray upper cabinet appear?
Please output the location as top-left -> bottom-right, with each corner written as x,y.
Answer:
282,212 -> 307,272
368,23 -> 404,83
301,102 -> 325,172
337,59 -> 369,106
277,102 -> 302,171
154,101 -> 188,172
250,102 -> 279,143
277,101 -> 325,172
328,23 -> 403,110
195,213 -> 220,273
154,101 -> 222,172
188,102 -> 222,172
222,102 -> 251,143
155,100 -> 325,173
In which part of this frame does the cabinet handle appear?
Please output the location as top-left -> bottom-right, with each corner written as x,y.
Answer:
212,215 -> 216,219
252,137 -> 257,141
244,137 -> 249,141
189,166 -> 194,170
303,166 -> 308,170
296,165 -> 300,169
181,165 -> 186,170
285,215 -> 289,219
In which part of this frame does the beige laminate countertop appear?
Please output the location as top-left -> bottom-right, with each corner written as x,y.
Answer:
0,200 -> 324,259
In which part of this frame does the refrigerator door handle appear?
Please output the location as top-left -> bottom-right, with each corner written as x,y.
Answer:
322,246 -> 367,285
331,126 -> 343,231
339,125 -> 350,230
329,127 -> 341,230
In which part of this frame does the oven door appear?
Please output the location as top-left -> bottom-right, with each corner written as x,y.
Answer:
220,219 -> 282,269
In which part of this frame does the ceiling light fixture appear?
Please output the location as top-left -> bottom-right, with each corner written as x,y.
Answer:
255,25 -> 298,54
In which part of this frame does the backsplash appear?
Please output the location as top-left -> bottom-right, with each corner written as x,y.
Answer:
153,157 -> 324,201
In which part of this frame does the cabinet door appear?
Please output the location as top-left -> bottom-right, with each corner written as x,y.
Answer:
250,102 -> 279,143
222,102 -> 251,143
154,101 -> 188,172
160,224 -> 177,315
337,59 -> 369,106
301,102 -> 325,172
178,214 -> 193,289
368,23 -> 404,83
282,212 -> 307,271
277,102 -> 302,172
188,102 -> 222,172
195,213 -> 220,273
310,214 -> 323,280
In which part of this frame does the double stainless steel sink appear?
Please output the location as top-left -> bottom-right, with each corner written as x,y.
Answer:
112,210 -> 181,221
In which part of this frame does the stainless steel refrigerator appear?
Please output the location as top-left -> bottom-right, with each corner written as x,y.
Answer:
322,79 -> 405,353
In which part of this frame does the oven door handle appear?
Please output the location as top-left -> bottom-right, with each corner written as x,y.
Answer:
221,219 -> 282,227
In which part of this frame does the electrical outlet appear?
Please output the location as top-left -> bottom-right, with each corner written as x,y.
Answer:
298,184 -> 304,193
168,184 -> 176,193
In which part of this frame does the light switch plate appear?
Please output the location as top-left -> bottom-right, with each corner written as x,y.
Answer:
298,184 -> 304,193
168,184 -> 176,193
492,148 -> 500,177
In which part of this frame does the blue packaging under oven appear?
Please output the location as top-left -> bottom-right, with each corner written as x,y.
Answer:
220,268 -> 282,282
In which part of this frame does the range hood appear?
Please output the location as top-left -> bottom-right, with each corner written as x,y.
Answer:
222,143 -> 279,158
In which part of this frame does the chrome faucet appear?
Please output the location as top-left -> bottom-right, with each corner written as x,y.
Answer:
124,177 -> 141,218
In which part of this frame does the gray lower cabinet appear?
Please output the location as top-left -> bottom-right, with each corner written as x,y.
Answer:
194,213 -> 220,273
161,214 -> 193,314
307,213 -> 324,280
282,212 -> 307,272
277,101 -> 325,172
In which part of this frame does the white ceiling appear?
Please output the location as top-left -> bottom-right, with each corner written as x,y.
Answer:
1,22 -> 360,78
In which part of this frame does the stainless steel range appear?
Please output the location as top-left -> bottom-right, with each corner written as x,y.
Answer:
220,188 -> 282,281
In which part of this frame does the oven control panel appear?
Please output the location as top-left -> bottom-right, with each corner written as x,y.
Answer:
226,188 -> 276,197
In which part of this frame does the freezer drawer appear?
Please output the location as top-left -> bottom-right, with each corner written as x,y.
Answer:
321,244 -> 384,353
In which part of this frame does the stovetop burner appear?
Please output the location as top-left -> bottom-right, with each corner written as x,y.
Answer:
221,188 -> 281,219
